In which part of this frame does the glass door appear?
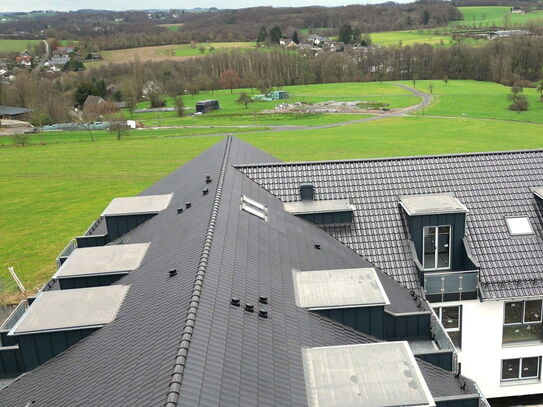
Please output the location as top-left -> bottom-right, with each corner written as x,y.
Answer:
423,225 -> 451,270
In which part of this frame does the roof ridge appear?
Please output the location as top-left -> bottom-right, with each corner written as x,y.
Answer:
164,135 -> 232,407
234,148 -> 543,168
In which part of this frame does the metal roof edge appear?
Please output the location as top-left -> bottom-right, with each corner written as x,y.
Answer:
234,148 -> 543,169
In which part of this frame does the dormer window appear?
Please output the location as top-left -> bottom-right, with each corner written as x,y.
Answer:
423,225 -> 451,270
506,217 -> 534,236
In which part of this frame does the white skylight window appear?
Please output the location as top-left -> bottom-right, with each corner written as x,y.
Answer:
506,217 -> 534,236
240,195 -> 268,221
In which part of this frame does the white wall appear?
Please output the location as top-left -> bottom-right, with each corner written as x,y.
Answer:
433,298 -> 543,399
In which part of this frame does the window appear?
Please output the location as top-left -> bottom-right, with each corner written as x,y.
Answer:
503,300 -> 543,343
506,217 -> 534,236
240,195 -> 268,221
434,306 -> 462,348
501,357 -> 541,382
423,226 -> 451,270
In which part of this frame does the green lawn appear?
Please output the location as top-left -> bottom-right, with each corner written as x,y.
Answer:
452,6 -> 543,27
404,79 -> 543,124
1,127 -> 265,147
0,39 -> 40,53
131,83 -> 419,127
238,116 -> 543,161
370,30 -> 453,47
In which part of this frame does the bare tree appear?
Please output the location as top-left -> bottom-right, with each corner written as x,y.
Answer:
219,70 -> 242,94
236,92 -> 253,109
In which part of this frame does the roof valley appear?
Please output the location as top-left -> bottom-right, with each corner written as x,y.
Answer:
164,135 -> 233,407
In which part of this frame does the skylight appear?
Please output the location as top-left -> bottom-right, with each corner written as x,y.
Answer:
506,217 -> 534,236
240,195 -> 268,220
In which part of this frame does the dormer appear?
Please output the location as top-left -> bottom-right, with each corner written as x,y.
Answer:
53,243 -> 150,289
284,183 -> 355,226
76,194 -> 172,248
399,193 -> 479,302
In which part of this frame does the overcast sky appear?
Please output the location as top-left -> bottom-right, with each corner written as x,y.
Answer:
2,0 -> 404,12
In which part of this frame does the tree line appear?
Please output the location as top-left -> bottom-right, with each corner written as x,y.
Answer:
1,35 -> 542,125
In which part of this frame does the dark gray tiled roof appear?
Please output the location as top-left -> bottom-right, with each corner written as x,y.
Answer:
237,150 -> 543,300
0,137 -> 477,406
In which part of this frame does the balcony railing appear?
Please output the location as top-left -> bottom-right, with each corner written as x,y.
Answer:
423,270 -> 479,296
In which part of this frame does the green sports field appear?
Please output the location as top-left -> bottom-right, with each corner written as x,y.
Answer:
2,79 -> 543,300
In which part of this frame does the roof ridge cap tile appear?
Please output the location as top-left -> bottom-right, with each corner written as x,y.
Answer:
164,135 -> 232,407
234,148 -> 543,168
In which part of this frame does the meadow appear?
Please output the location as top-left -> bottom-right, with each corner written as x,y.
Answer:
369,30 -> 453,47
130,82 -> 419,127
406,79 -> 543,124
86,42 -> 257,66
452,6 -> 543,27
2,79 -> 543,300
0,39 -> 40,53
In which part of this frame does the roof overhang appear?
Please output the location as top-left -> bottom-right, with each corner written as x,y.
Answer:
399,193 -> 468,216
101,194 -> 173,216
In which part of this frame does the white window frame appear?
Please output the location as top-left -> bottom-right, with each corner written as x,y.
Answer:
501,357 -> 541,382
434,305 -> 462,348
422,225 -> 452,271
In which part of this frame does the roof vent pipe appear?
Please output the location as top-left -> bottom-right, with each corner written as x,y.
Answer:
300,183 -> 314,201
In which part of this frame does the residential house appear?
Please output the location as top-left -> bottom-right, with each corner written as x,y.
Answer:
15,53 -> 31,67
47,56 -> 70,67
83,95 -> 105,110
0,137 -> 487,407
0,105 -> 33,119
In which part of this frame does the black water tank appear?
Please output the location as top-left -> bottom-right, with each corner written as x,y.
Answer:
300,183 -> 314,201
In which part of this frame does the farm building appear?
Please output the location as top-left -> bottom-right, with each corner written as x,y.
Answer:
0,136 -> 487,407
253,90 -> 289,101
0,105 -> 33,120
195,99 -> 220,113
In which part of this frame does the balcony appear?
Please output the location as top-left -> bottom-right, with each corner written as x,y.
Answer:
409,238 -> 480,303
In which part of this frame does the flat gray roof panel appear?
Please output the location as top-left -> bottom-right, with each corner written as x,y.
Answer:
531,187 -> 543,200
399,193 -> 468,216
302,342 -> 435,407
284,199 -> 354,215
293,268 -> 389,309
10,285 -> 129,335
101,194 -> 173,216
54,243 -> 150,279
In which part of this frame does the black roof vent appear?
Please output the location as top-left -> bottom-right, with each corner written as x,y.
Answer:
259,296 -> 268,304
245,303 -> 254,312
259,309 -> 268,318
300,183 -> 314,201
205,174 -> 212,183
185,202 -> 192,209
231,297 -> 240,306
314,243 -> 321,250
169,269 -> 177,277
177,208 -> 183,214
202,188 -> 209,196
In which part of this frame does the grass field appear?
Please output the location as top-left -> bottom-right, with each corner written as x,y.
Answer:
0,39 -> 40,53
130,82 -> 419,127
370,30 -> 453,47
452,6 -> 543,27
2,79 -> 543,300
86,42 -> 257,67
159,23 -> 184,31
406,79 -> 543,124
0,127 -> 266,147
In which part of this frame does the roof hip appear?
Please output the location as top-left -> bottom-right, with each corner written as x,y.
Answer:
164,135 -> 232,407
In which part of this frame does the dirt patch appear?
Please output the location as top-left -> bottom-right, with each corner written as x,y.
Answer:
264,101 -> 396,114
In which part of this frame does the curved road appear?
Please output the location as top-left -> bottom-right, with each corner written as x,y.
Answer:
141,84 -> 433,137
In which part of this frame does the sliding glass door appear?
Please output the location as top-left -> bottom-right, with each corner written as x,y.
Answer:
423,226 -> 451,270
